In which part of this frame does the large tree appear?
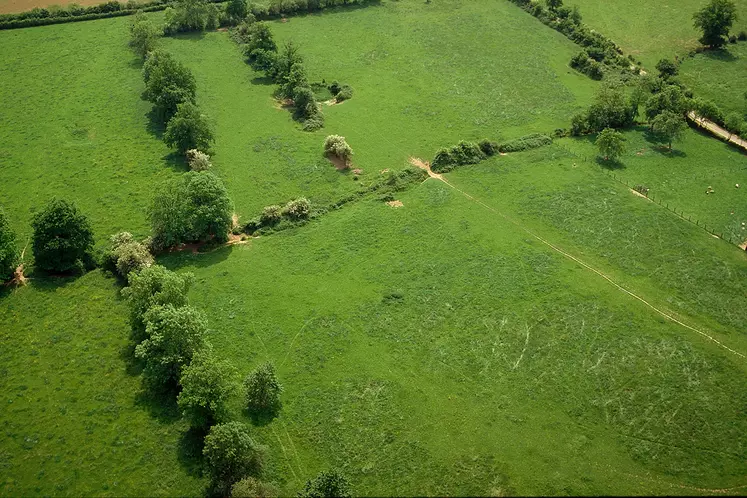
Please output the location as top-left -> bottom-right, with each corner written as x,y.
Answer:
299,470 -> 352,498
595,128 -> 627,162
121,264 -> 194,332
163,101 -> 214,153
0,208 -> 18,282
651,111 -> 687,150
203,422 -> 264,492
31,199 -> 94,273
693,0 -> 738,48
143,50 -> 197,122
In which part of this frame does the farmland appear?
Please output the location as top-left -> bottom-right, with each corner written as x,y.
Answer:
1,0 -> 746,496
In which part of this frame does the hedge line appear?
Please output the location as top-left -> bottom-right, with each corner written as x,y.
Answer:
497,133 -> 553,153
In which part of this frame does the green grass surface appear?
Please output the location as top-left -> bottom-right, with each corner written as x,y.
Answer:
565,0 -> 747,69
680,41 -> 747,117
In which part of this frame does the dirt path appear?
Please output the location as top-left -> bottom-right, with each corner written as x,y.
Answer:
408,157 -> 746,360
687,112 -> 747,151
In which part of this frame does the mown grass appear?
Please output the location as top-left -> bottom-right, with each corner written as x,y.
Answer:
565,0 -> 747,69
679,41 -> 747,117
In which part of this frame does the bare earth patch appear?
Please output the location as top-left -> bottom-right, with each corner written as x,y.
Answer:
739,240 -> 747,251
324,99 -> 344,106
326,152 -> 350,171
629,188 -> 651,201
386,200 -> 404,208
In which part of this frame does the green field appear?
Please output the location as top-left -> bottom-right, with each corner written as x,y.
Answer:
1,0 -> 747,496
680,41 -> 747,117
565,0 -> 747,69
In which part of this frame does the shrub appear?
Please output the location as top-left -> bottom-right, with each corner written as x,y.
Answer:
323,135 -> 353,165
243,362 -> 282,414
497,133 -> 553,153
724,112 -> 743,135
282,198 -> 311,220
203,422 -> 265,492
570,112 -> 590,135
186,149 -> 212,171
225,0 -> 248,23
0,208 -> 18,282
163,102 -> 214,154
431,141 -> 485,173
178,350 -> 237,429
327,80 -> 341,95
655,58 -> 678,78
231,477 -> 278,498
478,139 -> 499,156
335,84 -> 353,102
150,171 -> 233,250
728,34 -> 737,43
102,232 -> 154,280
121,264 -> 194,331
302,115 -> 325,131
299,470 -> 351,498
595,127 -> 627,161
738,30 -> 747,41
260,205 -> 282,225
31,199 -> 94,274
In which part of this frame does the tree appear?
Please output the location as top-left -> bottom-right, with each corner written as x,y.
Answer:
129,11 -> 162,58
323,135 -> 353,165
225,0 -> 248,24
0,208 -> 18,282
595,128 -> 627,161
651,111 -> 687,150
101,232 -> 154,280
298,470 -> 351,498
143,50 -> 197,122
724,112 -> 743,137
164,0 -> 212,33
655,58 -> 678,79
121,264 -> 194,332
203,422 -> 265,492
693,0 -> 738,48
243,362 -> 282,415
135,304 -> 209,388
186,149 -> 212,171
31,199 -> 94,273
231,477 -> 278,498
586,84 -> 635,132
242,22 -> 278,69
693,98 -> 724,123
645,84 -> 691,121
177,350 -> 237,429
163,102 -> 214,154
149,171 -> 233,250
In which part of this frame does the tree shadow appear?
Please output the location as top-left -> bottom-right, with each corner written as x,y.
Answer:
250,75 -> 274,86
171,31 -> 208,43
641,129 -> 687,157
177,426 -> 208,477
120,341 -> 144,377
156,244 -> 235,271
162,151 -> 190,173
702,48 -> 738,62
28,273 -> 79,293
594,157 -> 625,170
145,108 -> 166,139
134,384 -> 183,424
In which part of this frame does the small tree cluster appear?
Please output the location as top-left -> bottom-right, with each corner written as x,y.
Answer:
693,0 -> 738,49
101,232 -> 154,280
143,50 -> 197,123
569,50 -> 604,80
225,0 -> 249,25
243,362 -> 283,415
186,149 -> 212,171
570,84 -> 636,135
163,0 -> 219,34
121,264 -> 194,331
129,10 -> 162,58
164,102 -> 215,154
323,135 -> 353,166
31,199 -> 94,274
328,81 -> 353,102
655,58 -> 678,79
0,208 -> 18,283
149,170 -> 234,251
299,470 -> 352,498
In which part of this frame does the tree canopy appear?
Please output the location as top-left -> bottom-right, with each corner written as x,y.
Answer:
693,0 -> 738,48
177,350 -> 237,429
31,199 -> 94,273
595,128 -> 627,162
163,101 -> 214,153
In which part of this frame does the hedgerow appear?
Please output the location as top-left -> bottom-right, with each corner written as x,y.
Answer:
497,133 -> 553,153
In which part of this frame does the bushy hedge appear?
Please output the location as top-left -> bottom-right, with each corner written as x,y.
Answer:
497,133 -> 553,153
431,141 -> 486,173
569,51 -> 604,80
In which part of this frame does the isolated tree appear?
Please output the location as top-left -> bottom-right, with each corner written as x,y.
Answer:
163,102 -> 214,154
31,199 -> 94,273
203,422 -> 265,492
651,111 -> 687,150
0,208 -> 18,282
177,350 -> 237,429
225,0 -> 248,23
693,0 -> 738,48
101,232 -> 154,280
595,128 -> 627,161
655,58 -> 678,79
724,112 -> 743,137
135,304 -> 209,388
299,470 -> 352,498
129,11 -> 162,58
231,477 -> 279,498
323,135 -> 353,165
243,362 -> 283,415
121,264 -> 194,331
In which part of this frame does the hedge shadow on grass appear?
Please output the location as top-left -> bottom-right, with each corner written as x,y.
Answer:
177,426 -> 208,478
134,385 -> 183,424
702,48 -> 738,62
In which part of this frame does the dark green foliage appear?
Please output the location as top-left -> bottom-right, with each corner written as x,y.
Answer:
129,11 -> 162,58
586,85 -> 636,131
478,139 -> 499,156
149,171 -> 233,250
177,350 -> 237,429
738,30 -> 747,41
0,208 -> 18,282
163,102 -> 214,154
693,0 -> 738,48
163,0 -> 215,34
298,470 -> 351,498
293,86 -> 319,120
225,0 -> 248,24
546,0 -> 562,12
334,84 -> 353,102
645,85 -> 691,121
121,264 -> 194,331
431,141 -> 486,173
570,112 -> 590,136
595,127 -> 627,161
327,80 -> 341,95
231,477 -> 278,498
724,112 -> 744,135
655,58 -> 678,79
497,133 -> 553,153
569,50 -> 604,79
135,304 -> 209,388
31,199 -> 94,274
651,110 -> 687,149
238,21 -> 278,68
143,50 -> 197,123
203,422 -> 265,492
243,362 -> 283,415
101,232 -> 154,281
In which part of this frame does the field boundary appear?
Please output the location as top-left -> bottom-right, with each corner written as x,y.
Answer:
687,112 -> 747,152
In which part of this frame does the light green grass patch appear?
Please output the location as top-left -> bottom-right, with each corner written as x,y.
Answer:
680,41 -> 747,117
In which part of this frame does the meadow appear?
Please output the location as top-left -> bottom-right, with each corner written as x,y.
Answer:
1,0 -> 747,496
680,41 -> 747,117
564,0 -> 747,69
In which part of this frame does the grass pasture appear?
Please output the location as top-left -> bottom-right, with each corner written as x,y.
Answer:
1,0 -> 747,496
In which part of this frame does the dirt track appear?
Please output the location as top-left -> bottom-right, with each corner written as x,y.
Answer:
687,112 -> 747,151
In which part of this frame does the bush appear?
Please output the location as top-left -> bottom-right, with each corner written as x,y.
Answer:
497,133 -> 553,153
299,470 -> 351,498
150,171 -> 234,250
570,112 -> 590,136
335,84 -> 353,102
31,199 -> 94,274
186,149 -> 212,171
302,115 -> 325,131
243,362 -> 282,415
431,141 -> 485,173
135,304 -> 209,388
231,477 -> 278,498
724,112 -> 743,135
102,232 -> 154,280
163,102 -> 214,154
0,208 -> 18,282
738,30 -> 747,41
327,80 -> 341,95
129,10 -> 162,58
260,205 -> 282,225
121,264 -> 194,331
323,135 -> 353,165
282,198 -> 311,220
178,350 -> 237,429
203,422 -> 265,492
478,139 -> 499,156
655,58 -> 678,78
